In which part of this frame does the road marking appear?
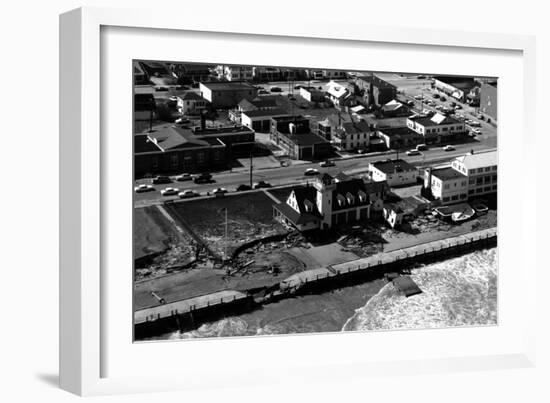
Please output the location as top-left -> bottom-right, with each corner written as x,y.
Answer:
155,205 -> 185,234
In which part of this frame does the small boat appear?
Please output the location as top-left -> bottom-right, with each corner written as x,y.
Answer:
472,202 -> 489,215
434,206 -> 453,219
451,206 -> 476,223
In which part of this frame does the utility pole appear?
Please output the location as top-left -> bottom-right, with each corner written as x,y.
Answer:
249,151 -> 253,188
224,207 -> 228,262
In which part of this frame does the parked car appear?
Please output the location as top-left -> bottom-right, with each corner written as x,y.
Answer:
212,187 -> 227,196
258,90 -> 269,95
294,85 -> 302,90
152,176 -> 171,184
304,168 -> 320,176
193,173 -> 213,184
440,96 -> 447,102
413,95 -> 423,100
416,144 -> 428,151
178,189 -> 199,199
443,145 -> 455,151
270,86 -> 282,92
319,160 -> 335,167
406,100 -> 415,106
236,184 -> 252,192
254,181 -> 271,189
406,149 -> 421,156
175,173 -> 192,181
433,93 -> 440,99
471,128 -> 482,135
469,120 -> 481,127
134,184 -> 155,193
175,117 -> 191,124
160,187 -> 179,196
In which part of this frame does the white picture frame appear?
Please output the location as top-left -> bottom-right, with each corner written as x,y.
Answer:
60,6 -> 538,396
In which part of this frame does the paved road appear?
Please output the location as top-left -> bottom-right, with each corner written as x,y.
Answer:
134,144 -> 496,207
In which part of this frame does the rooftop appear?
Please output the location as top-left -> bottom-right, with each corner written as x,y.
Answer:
433,76 -> 478,91
378,126 -> 422,137
371,159 -> 417,174
200,81 -> 256,91
146,125 -> 211,151
238,98 -> 278,111
284,132 -> 329,146
454,150 -> 497,170
356,75 -> 396,89
431,166 -> 467,181
180,91 -> 207,101
134,134 -> 161,153
242,108 -> 289,118
410,112 -> 460,127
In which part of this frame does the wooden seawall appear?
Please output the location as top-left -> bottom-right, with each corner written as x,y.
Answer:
134,227 -> 496,339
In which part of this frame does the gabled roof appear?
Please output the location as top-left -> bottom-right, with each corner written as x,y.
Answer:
146,125 -> 211,151
382,99 -> 404,112
341,119 -> 370,134
291,186 -> 320,216
453,150 -> 497,170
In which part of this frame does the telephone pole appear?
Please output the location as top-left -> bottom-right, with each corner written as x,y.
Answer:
249,151 -> 253,188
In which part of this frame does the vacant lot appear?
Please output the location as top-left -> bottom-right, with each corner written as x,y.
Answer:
134,206 -> 180,260
168,192 -> 285,257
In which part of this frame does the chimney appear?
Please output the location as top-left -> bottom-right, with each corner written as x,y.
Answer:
200,111 -> 206,131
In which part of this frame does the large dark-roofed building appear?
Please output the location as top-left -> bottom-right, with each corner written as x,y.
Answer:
433,75 -> 478,102
134,123 -> 254,178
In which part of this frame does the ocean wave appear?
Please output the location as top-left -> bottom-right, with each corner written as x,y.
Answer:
342,248 -> 498,332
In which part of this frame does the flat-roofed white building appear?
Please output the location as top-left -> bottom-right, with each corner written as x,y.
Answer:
368,159 -> 419,187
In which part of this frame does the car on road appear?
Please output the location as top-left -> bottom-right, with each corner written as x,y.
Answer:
294,85 -> 302,90
193,173 -> 213,184
406,149 -> 422,156
160,187 -> 179,196
178,189 -> 199,199
319,160 -> 335,167
175,173 -> 192,181
406,100 -> 415,106
175,117 -> 191,124
443,145 -> 455,151
304,168 -> 320,176
134,184 -> 155,193
152,176 -> 171,184
416,144 -> 428,151
413,95 -> 423,100
471,128 -> 482,135
469,120 -> 481,127
270,86 -> 282,92
236,184 -> 252,192
417,75 -> 426,79
254,181 -> 271,189
440,96 -> 447,102
433,93 -> 440,99
258,90 -> 269,95
212,187 -> 228,196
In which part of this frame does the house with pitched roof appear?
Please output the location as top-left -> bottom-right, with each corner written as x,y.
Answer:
368,159 -> 419,187
407,112 -> 466,143
273,173 -> 387,231
178,92 -> 209,115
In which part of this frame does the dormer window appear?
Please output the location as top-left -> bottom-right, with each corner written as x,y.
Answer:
336,194 -> 346,207
358,190 -> 367,203
346,192 -> 355,205
304,199 -> 313,213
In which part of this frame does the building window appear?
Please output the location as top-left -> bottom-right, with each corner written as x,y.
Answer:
459,194 -> 467,199
484,186 -> 491,192
484,176 -> 491,184
469,178 -> 475,185
477,168 -> 484,173
443,197 -> 450,202
485,167 -> 491,172
444,184 -> 450,190
170,154 -> 179,168
492,185 -> 497,190
468,189 -> 475,195
492,174 -> 497,182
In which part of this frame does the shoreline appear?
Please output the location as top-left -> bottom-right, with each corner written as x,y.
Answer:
134,228 -> 496,339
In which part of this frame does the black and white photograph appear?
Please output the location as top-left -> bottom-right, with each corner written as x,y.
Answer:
132,61 -> 498,341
